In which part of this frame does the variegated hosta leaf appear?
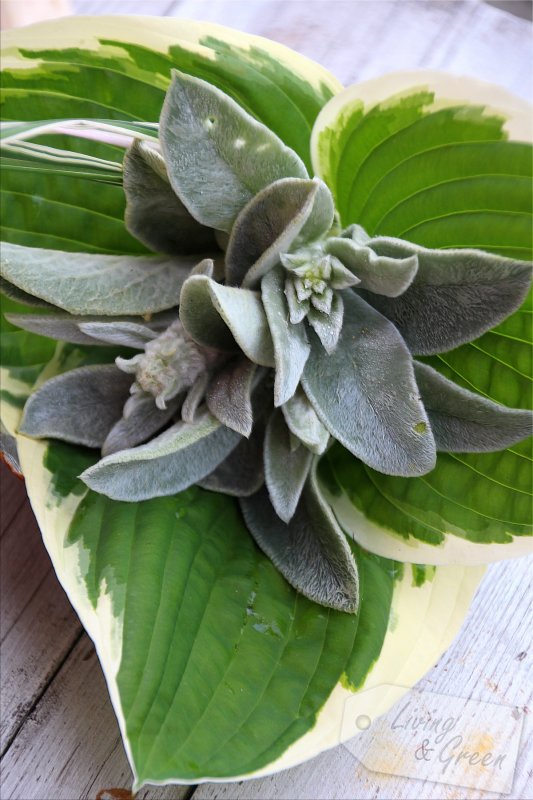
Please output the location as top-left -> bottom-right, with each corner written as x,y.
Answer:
159,70 -> 308,231
261,265 -> 310,406
359,240 -> 531,355
19,365 -> 132,448
281,385 -> 329,455
80,410 -> 241,501
302,291 -> 436,476
102,392 -> 179,457
413,361 -> 533,452
264,409 -> 313,523
0,242 -> 203,316
179,274 -> 275,366
206,357 -> 256,437
325,234 -> 418,297
241,461 -> 359,612
225,178 -> 319,288
198,426 -> 265,497
123,139 -> 217,256
16,429 -> 485,784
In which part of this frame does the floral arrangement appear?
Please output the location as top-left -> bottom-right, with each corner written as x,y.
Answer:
1,15 -> 531,789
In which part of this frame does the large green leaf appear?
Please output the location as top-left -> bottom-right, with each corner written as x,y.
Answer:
312,71 -> 532,561
16,427 -> 483,785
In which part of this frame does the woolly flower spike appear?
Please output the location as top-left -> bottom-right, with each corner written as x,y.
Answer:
4,69 -> 533,616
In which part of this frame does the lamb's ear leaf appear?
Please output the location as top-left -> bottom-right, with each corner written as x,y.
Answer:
180,275 -> 275,367
19,365 -> 132,448
282,386 -> 330,455
307,292 -> 344,354
6,313 -> 113,347
413,361 -> 533,452
226,178 -> 318,288
80,411 -> 241,501
264,409 -> 313,523
198,425 -> 265,497
78,321 -> 157,350
298,179 -> 336,242
159,70 -> 308,232
261,266 -> 310,406
123,139 -> 217,256
360,241 -> 531,355
241,461 -> 359,613
0,242 -> 202,316
102,393 -> 179,456
206,358 -> 256,437
302,291 -> 436,476
1,277 -> 56,309
325,237 -> 418,297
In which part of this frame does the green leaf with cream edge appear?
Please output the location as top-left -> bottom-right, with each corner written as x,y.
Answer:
311,71 -> 533,564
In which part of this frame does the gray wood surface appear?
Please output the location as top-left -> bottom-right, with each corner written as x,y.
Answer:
1,2 -> 532,798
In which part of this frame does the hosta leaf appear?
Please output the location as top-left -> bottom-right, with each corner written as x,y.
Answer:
1,242 -> 200,316
264,409 -> 313,522
312,71 -> 533,556
81,410 -> 241,501
282,385 -> 329,455
302,291 -> 436,476
19,364 -> 132,447
414,361 -> 532,452
261,266 -> 310,405
160,70 -> 308,231
226,178 -> 318,288
123,139 -> 217,256
180,274 -> 275,366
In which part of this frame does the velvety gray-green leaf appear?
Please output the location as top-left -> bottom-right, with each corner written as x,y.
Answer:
414,361 -> 533,453
102,392 -> 179,457
81,411 -> 241,501
325,236 -> 418,297
1,242 -> 202,316
225,178 -> 318,288
307,292 -> 344,354
78,321 -> 157,350
302,291 -> 436,476
360,241 -> 532,355
19,365 -> 131,448
159,70 -> 308,231
180,275 -> 275,366
241,465 -> 359,613
123,139 -> 217,256
206,357 -> 256,437
298,179 -> 335,242
198,426 -> 264,497
264,408 -> 313,522
262,265 -> 310,405
5,313 -> 111,347
181,373 -> 210,424
282,386 -> 329,455
1,277 -> 56,309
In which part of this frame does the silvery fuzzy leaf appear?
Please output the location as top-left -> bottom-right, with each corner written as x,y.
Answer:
0,242 -> 203,316
180,274 -> 275,367
240,463 -> 359,613
264,408 -> 313,523
5,313 -> 112,346
307,292 -> 344,354
206,357 -> 256,437
225,177 -> 319,288
282,386 -> 329,455
359,241 -> 532,355
328,257 -> 361,290
261,265 -> 310,406
123,139 -> 217,256
310,286 -> 333,315
198,426 -> 264,497
302,291 -> 436,476
298,179 -> 335,242
325,237 -> 418,297
284,279 -> 309,324
159,70 -> 308,232
413,361 -> 533,452
80,410 -> 241,501
191,259 -> 214,277
341,224 -> 371,246
0,423 -> 21,476
102,392 -> 179,456
0,277 -> 56,309
78,321 -> 157,350
19,365 -> 132,448
181,373 -> 210,424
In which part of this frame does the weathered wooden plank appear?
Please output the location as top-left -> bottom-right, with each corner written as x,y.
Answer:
192,557 -> 533,800
0,465 -> 26,535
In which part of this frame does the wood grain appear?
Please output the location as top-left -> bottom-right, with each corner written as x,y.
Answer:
1,1 -> 531,798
